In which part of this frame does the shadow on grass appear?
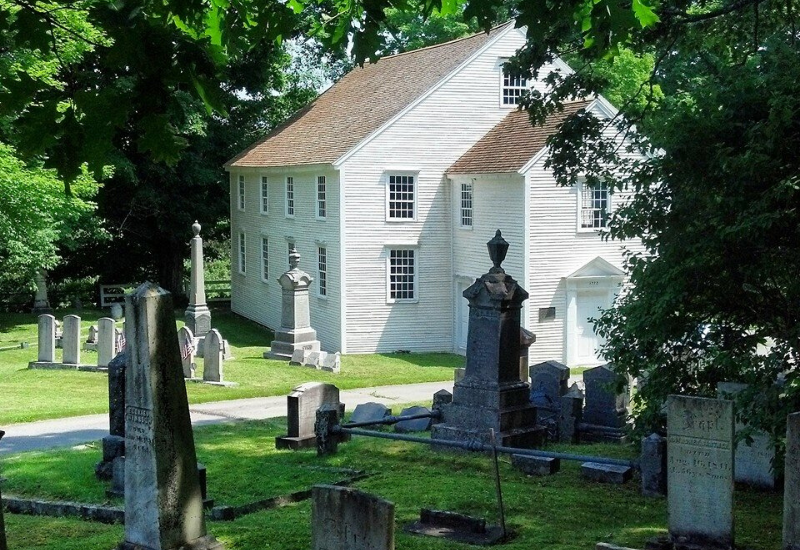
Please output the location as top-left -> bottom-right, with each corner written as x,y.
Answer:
371,352 -> 465,369
204,309 -> 274,348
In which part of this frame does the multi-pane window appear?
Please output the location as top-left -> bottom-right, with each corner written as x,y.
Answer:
388,249 -> 416,302
502,70 -> 528,105
238,232 -> 246,274
388,174 -> 415,219
580,182 -> 609,229
317,176 -> 327,219
460,182 -> 473,227
260,176 -> 269,214
285,177 -> 295,217
261,237 -> 269,281
238,175 -> 245,210
318,247 -> 327,297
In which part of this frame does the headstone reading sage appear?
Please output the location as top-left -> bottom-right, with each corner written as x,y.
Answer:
265,247 -> 321,360
178,326 -> 196,378
203,329 -> 224,383
119,283 -> 223,550
311,485 -> 394,550
37,314 -> 56,363
96,350 -> 127,480
667,395 -> 734,549
432,231 -> 544,448
783,412 -> 800,550
97,318 -> 116,368
62,314 -> 81,365
582,364 -> 628,442
276,382 -> 342,450
185,221 -> 212,342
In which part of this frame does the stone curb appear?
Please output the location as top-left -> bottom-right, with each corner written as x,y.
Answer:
3,496 -> 123,524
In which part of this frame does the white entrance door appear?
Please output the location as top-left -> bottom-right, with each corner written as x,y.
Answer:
456,281 -> 470,353
575,292 -> 607,365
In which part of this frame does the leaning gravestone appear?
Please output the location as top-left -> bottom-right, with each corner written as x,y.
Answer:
667,395 -> 734,549
119,283 -> 223,550
717,382 -> 776,488
582,364 -> 628,442
784,412 -> 800,550
62,314 -> 81,365
37,314 -> 56,363
311,485 -> 394,550
351,403 -> 391,428
96,350 -> 127,480
97,318 -> 116,368
276,382 -> 342,450
203,329 -> 224,383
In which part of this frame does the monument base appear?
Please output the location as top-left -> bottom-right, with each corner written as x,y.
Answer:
580,423 -> 628,444
275,435 -> 317,450
117,534 -> 225,550
432,423 -> 547,449
265,338 -> 320,361
27,361 -> 107,372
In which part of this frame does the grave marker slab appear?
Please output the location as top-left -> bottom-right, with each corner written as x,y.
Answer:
581,462 -> 633,484
277,382 -> 342,450
119,283 -> 222,550
178,326 -> 196,378
311,485 -> 394,550
667,395 -> 734,549
62,314 -> 81,365
783,412 -> 800,550
97,318 -> 116,368
321,352 -> 341,373
529,360 -> 569,439
203,329 -> 224,383
350,403 -> 391,428
85,324 -> 99,351
37,314 -> 56,363
395,406 -> 432,433
96,350 -> 127,480
512,455 -> 560,476
582,364 -> 628,442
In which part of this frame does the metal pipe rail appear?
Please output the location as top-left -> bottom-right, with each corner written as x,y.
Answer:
342,411 -> 441,429
332,426 -> 639,469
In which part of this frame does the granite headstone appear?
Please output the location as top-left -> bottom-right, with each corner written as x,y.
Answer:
62,314 -> 81,365
96,350 -> 127,480
311,485 -> 394,550
37,314 -> 56,363
97,317 -> 116,368
276,382 -> 342,450
203,329 -> 224,383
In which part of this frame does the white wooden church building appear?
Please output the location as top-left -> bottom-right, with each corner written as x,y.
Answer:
225,22 -> 643,366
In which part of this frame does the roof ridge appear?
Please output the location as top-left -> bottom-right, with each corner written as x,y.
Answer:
374,20 -> 515,61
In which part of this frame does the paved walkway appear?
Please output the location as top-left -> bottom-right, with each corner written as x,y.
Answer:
0,381 -> 454,455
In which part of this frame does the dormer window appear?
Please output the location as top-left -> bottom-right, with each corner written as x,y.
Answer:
502,69 -> 528,106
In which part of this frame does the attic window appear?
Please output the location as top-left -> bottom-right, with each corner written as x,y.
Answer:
387,174 -> 415,220
502,69 -> 528,106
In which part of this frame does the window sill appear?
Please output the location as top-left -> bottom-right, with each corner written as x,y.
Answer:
317,294 -> 328,301
385,218 -> 417,223
458,225 -> 474,231
285,214 -> 295,220
387,299 -> 419,305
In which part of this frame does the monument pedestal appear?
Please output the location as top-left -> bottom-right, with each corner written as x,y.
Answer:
265,327 -> 321,360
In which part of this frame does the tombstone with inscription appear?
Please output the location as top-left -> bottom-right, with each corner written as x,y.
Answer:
784,412 -> 800,550
33,314 -> 56,365
97,318 -> 116,368
717,382 -> 776,488
96,350 -> 127,480
432,231 -> 545,448
178,326 -> 196,378
118,283 -> 223,550
61,314 -> 81,365
311,485 -> 394,550
665,395 -> 734,550
265,247 -> 321,360
203,329 -> 224,383
582,364 -> 628,443
276,382 -> 343,450
185,221 -> 212,345
529,360 -> 570,440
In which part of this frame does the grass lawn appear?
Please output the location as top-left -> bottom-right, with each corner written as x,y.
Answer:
0,308 -> 460,424
1,415 -> 782,550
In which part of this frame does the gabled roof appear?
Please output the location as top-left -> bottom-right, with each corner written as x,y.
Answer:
447,99 -> 592,175
226,24 -> 513,169
566,256 -> 625,279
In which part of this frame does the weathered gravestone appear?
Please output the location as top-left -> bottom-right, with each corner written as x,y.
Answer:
62,314 -> 81,365
0,430 -> 6,550
84,324 -> 98,351
395,406 -> 432,433
266,247 -> 321,360
203,329 -> 224,383
641,433 -> 667,497
783,412 -> 800,550
118,283 -> 223,550
276,382 -> 343,450
31,269 -> 53,315
321,352 -> 341,373
96,350 -> 127,480
529,360 -> 570,440
35,314 -> 56,364
666,395 -> 734,549
350,403 -> 391,428
97,318 -> 116,368
178,326 -> 196,378
582,364 -> 628,442
717,382 -> 776,488
311,485 -> 394,550
559,383 -> 584,443
433,231 -> 544,448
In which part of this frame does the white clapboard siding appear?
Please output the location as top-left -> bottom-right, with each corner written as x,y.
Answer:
339,28 -> 541,353
229,167 -> 342,352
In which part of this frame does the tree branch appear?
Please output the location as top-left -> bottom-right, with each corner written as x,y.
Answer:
660,0 -> 770,23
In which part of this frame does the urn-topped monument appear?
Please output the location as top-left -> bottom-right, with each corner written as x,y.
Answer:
432,230 -> 545,448
185,221 -> 212,341
265,247 -> 321,360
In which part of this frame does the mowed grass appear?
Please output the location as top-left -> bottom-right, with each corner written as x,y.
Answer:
0,308 -> 460,424
2,417 -> 783,550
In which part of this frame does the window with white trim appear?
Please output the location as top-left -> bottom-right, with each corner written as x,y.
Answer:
261,237 -> 269,281
388,249 -> 416,302
460,182 -> 473,227
317,176 -> 326,219
580,182 -> 610,229
317,247 -> 327,297
285,177 -> 295,217
387,174 -> 415,220
238,232 -> 246,274
502,68 -> 528,106
260,176 -> 269,214
237,175 -> 245,210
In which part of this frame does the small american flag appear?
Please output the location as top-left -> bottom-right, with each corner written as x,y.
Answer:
181,336 -> 195,360
116,332 -> 126,351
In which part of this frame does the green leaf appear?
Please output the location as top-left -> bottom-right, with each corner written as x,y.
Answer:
287,0 -> 304,15
632,0 -> 660,28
